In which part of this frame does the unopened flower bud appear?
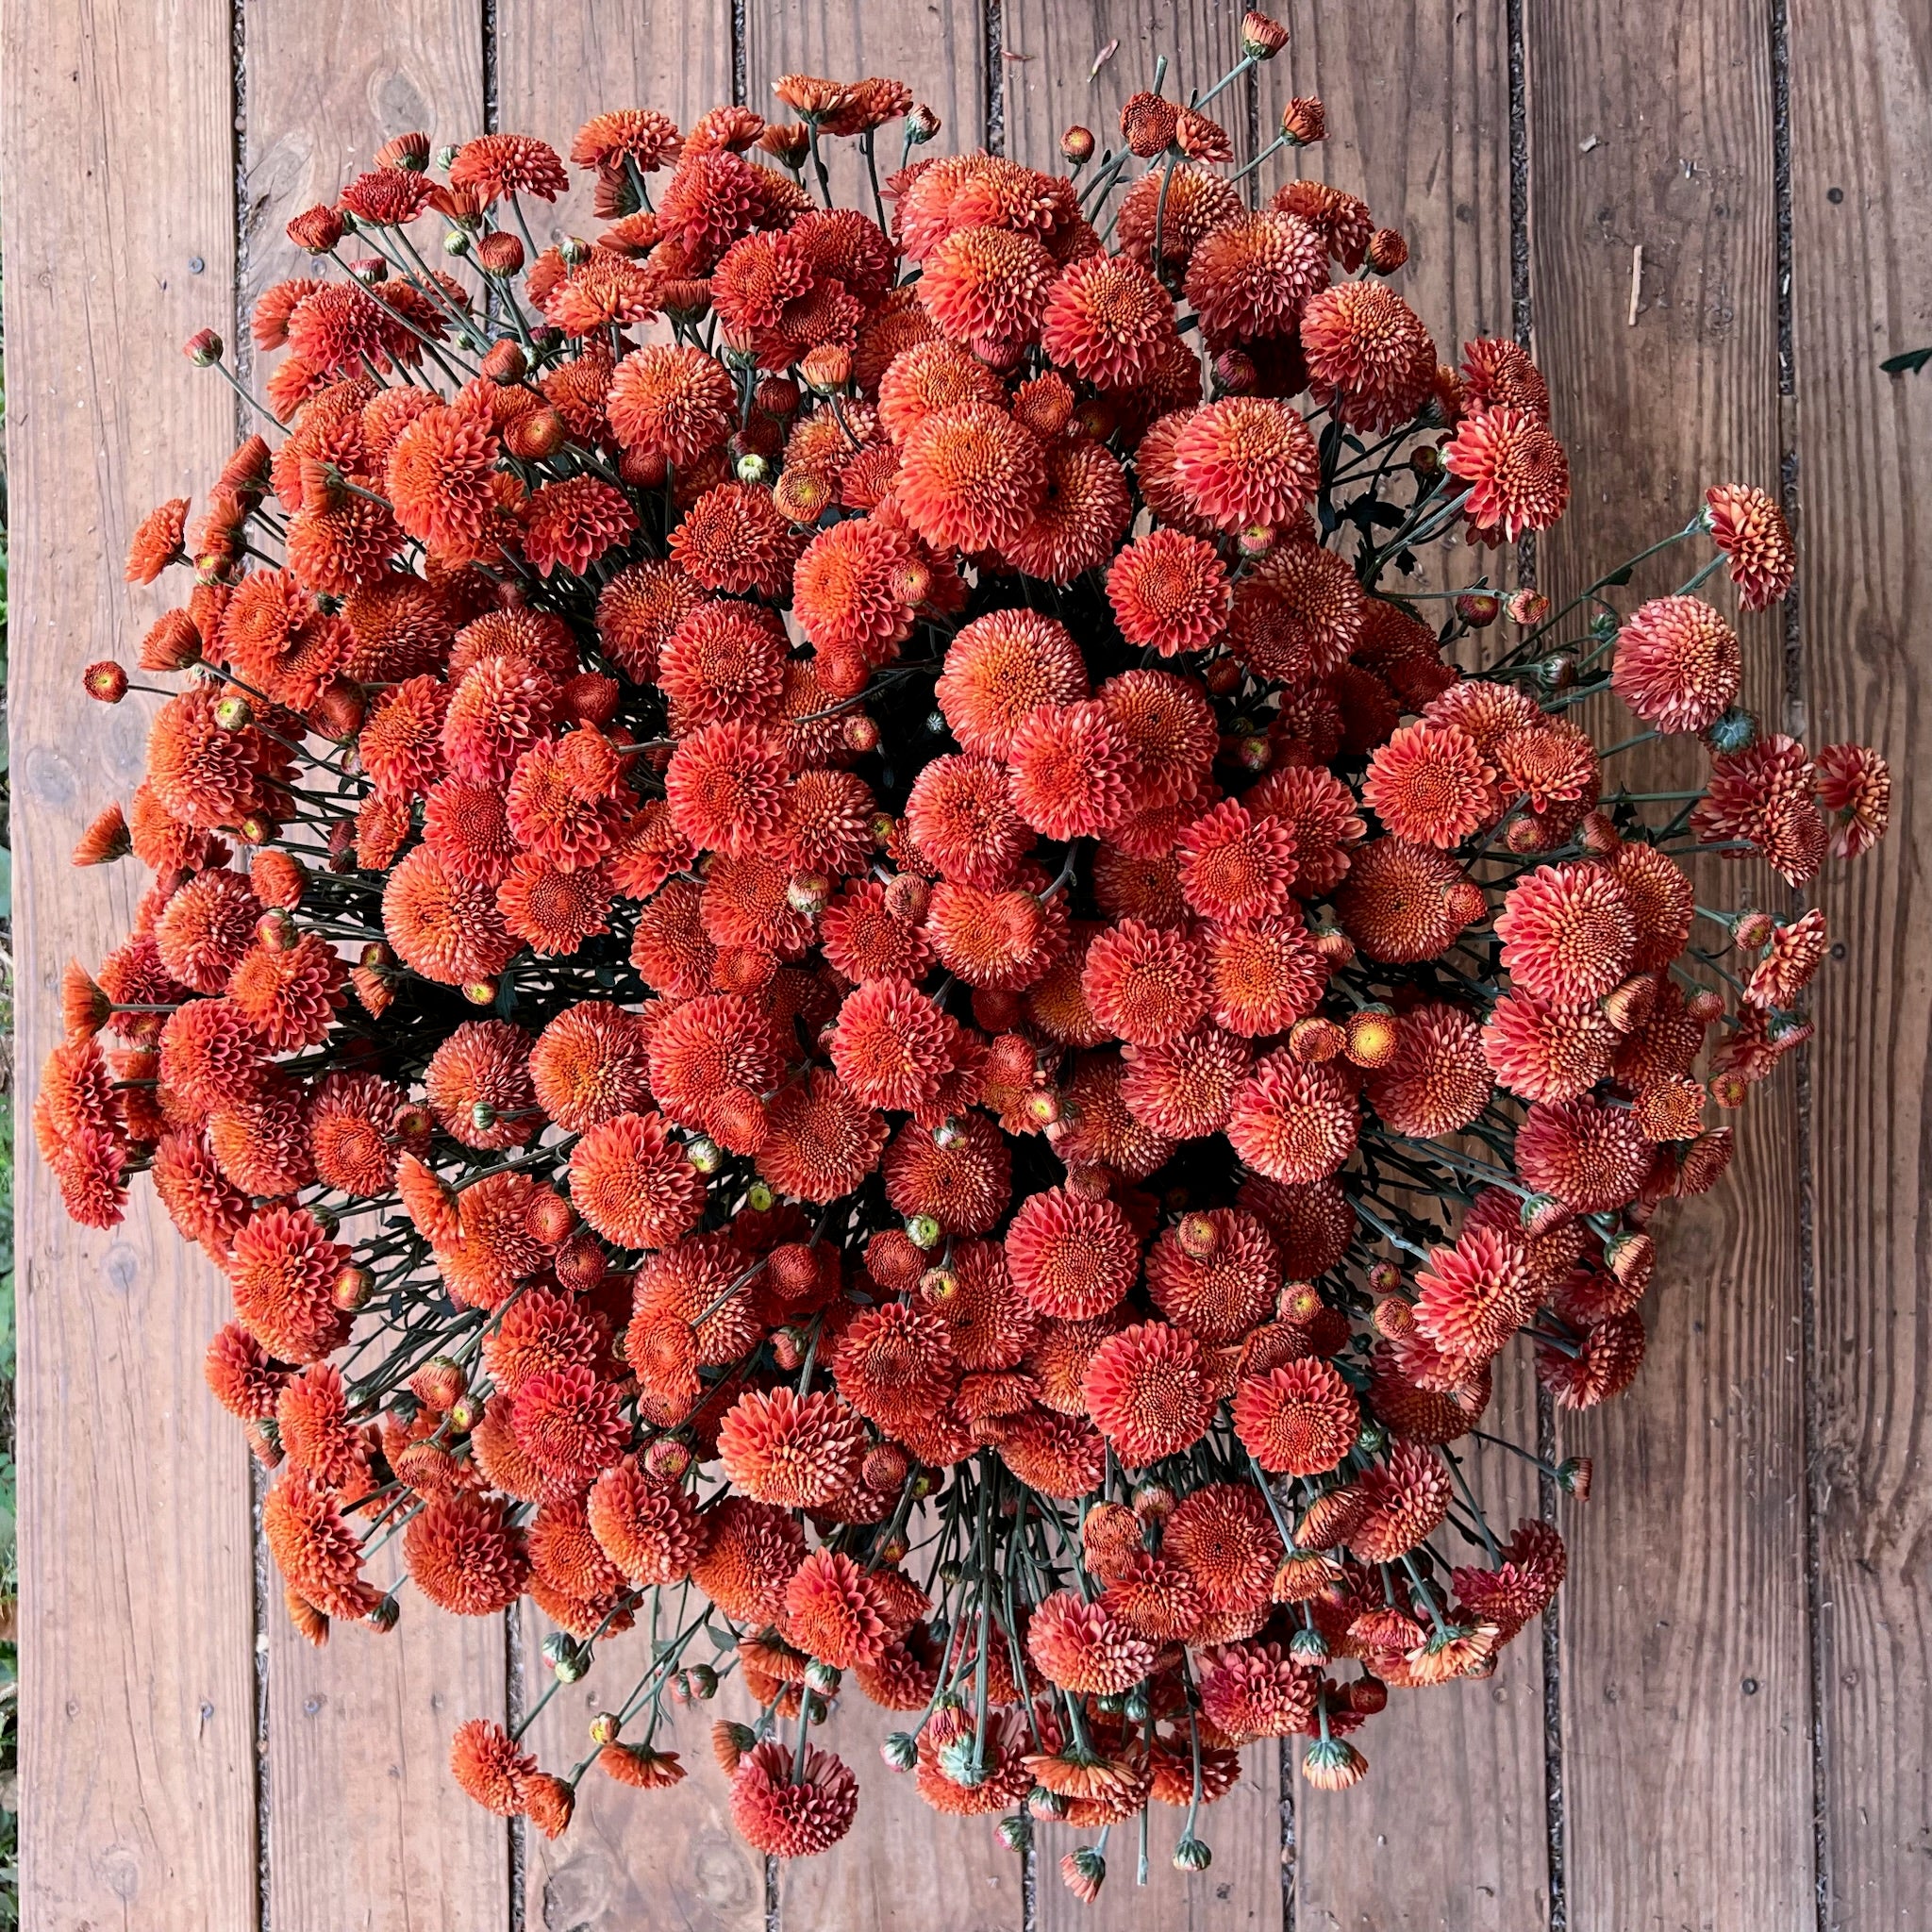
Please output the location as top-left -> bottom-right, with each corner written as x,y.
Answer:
1277,1280 -> 1324,1324
84,660 -> 129,703
558,234 -> 591,266
543,1631 -> 587,1681
998,1813 -> 1033,1851
1365,225 -> 1409,274
1705,706 -> 1758,755
184,328 -> 224,365
1508,587 -> 1551,625
787,869 -> 831,915
1731,908 -> 1774,950
1446,880 -> 1490,927
360,941 -> 395,971
1203,655 -> 1241,695
686,1663 -> 718,1700
644,1436 -> 692,1483
1578,809 -> 1621,855
589,1711 -> 623,1746
366,1594 -> 401,1633
907,104 -> 941,144
1355,1419 -> 1388,1455
1289,1624 -> 1330,1665
1280,95 -> 1326,145
906,1213 -> 943,1251
746,1180 -> 776,1213
1174,1835 -> 1213,1873
1456,591 -> 1503,628
1029,1786 -> 1069,1821
462,978 -> 498,1006
919,1266 -> 958,1305
1557,1456 -> 1593,1498
1290,1015 -> 1345,1062
332,1264 -> 375,1311
1177,1211 -> 1219,1260
476,230 -> 525,275
1243,9 -> 1290,56
1538,652 -> 1577,691
1060,124 -> 1095,163
1233,732 -> 1272,773
212,691 -> 252,729
1685,987 -> 1725,1024
1238,522 -> 1275,558
1132,1484 -> 1174,1524
504,407 -> 566,460
882,1731 -> 918,1771
771,1326 -> 807,1370
256,908 -> 298,953
447,1393 -> 483,1434
409,1357 -> 467,1411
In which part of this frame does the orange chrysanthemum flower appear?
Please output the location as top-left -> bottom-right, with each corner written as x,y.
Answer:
1704,482 -> 1796,611
1005,1187 -> 1141,1321
1442,405 -> 1571,538
1083,1321 -> 1216,1466
1610,595 -> 1741,734
1169,397 -> 1321,533
568,1110 -> 708,1248
1226,1051 -> 1357,1185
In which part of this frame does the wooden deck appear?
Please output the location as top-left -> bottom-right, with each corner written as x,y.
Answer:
5,1 -> 1927,1925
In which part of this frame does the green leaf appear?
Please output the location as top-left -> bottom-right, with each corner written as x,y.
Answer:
0,846 -> 13,922
1880,345 -> 1932,376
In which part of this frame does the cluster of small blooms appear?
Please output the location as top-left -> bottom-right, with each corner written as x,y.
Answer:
52,19 -> 1888,1902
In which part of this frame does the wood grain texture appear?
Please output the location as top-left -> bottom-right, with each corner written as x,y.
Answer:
1787,2 -> 1932,1924
519,1619 -> 769,1932
494,0 -> 734,248
779,1682 -> 1024,1932
490,12 -> 747,1928
743,0 -> 986,211
1035,1743 -> 1278,1932
3,4 -> 260,1927
1527,3 -> 1815,1924
1001,1 -> 1247,174
236,11 -> 511,1926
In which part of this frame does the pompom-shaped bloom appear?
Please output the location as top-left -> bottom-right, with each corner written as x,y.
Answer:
596,558 -> 708,683
1365,1002 -> 1491,1138
937,608 -> 1089,758
716,1387 -> 865,1509
876,341 -> 1007,441
1482,993 -> 1617,1103
1006,700 -> 1134,841
829,978 -> 960,1113
450,1719 -> 536,1817
1205,917 -> 1327,1037
691,1497 -> 807,1627
758,1068 -> 889,1203
1226,1052 -> 1358,1185
386,404 -> 503,559
1813,741 -> 1890,859
567,1111 -> 707,1248
1705,482 -> 1796,611
783,1548 -> 902,1669
1183,210 -> 1330,346
1336,838 -> 1480,963
1006,1188 -> 1141,1320
905,754 -> 1032,887
442,654 -> 558,787
450,132 -> 569,201
521,474 -> 637,576
607,343 -> 736,463
1362,721 -> 1495,848
1084,1321 -> 1217,1466
1243,559 -> 1370,703
1177,801 -> 1298,924
791,516 -> 925,663
404,1491 -> 529,1615
1232,1358 -> 1360,1474
1027,1589 -> 1158,1694
529,1000 -> 653,1131
154,869 -> 261,992
1443,405 -> 1571,538
730,1740 -> 859,1859
382,845 -> 519,987
1120,1023 -> 1252,1141
1299,280 -> 1437,432
1609,595 -> 1741,734
588,1459 -> 704,1586
918,224 -> 1057,354
1407,1227 -> 1531,1369
1040,252 -> 1177,390
1081,918 -> 1210,1046
1105,529 -> 1229,657
926,878 -> 1069,991
883,1112 -> 1012,1235
669,482 -> 802,600
509,1364 -> 629,1485
1196,1641 -> 1319,1742
821,879 -> 934,983
895,404 -> 1046,553
658,600 -> 789,730
1514,1098 -> 1650,1213
264,1470 -> 380,1622
1538,1309 -> 1646,1409
1164,1481 -> 1282,1615
1144,1207 -> 1276,1341
228,934 -> 346,1053
1350,1441 -> 1454,1561
1494,862 -> 1635,1008
1004,440 -> 1133,585
1170,397 -> 1321,533
226,1206 -> 349,1364
664,720 -> 792,857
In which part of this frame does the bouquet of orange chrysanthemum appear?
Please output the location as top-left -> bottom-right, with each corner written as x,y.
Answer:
43,12 -> 1890,1901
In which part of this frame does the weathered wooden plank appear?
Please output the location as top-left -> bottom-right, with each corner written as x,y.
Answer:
234,10 -> 510,1925
3,3 -> 260,1927
1002,1 -> 1249,175
494,0 -> 736,251
1267,8 -> 1548,1926
1527,3 -> 1815,1924
489,10 -> 748,1926
1786,2 -> 1932,1924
